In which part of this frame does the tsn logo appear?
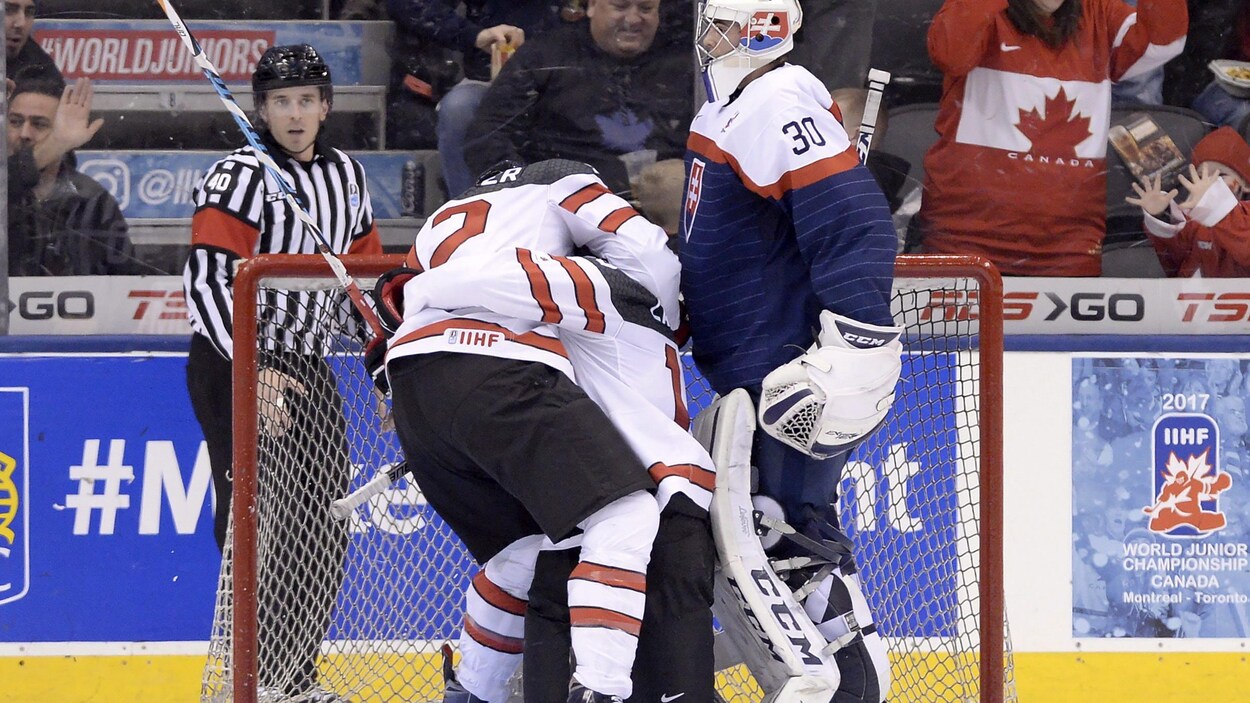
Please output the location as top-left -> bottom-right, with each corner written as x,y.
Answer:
919,290 -> 1147,322
128,290 -> 187,321
1177,292 -> 1250,323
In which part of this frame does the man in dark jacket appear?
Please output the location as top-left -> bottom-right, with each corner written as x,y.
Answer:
6,0 -> 61,82
7,77 -> 135,275
465,0 -> 693,198
385,0 -> 560,195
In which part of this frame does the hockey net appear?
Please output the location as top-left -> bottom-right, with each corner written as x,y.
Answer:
202,254 -> 1014,703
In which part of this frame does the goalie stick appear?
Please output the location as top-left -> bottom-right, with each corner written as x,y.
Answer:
155,0 -> 385,340
855,68 -> 891,164
330,461 -> 410,520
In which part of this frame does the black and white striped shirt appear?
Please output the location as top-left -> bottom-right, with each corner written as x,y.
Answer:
181,135 -> 381,359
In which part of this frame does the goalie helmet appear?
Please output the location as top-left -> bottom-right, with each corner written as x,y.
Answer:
253,44 -> 333,106
697,0 -> 803,104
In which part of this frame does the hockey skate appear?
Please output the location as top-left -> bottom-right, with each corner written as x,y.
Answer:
567,683 -> 624,703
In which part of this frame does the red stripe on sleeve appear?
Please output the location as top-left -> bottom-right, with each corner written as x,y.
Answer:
191,207 -> 259,258
554,257 -> 606,333
517,249 -> 562,325
559,183 -> 612,214
599,206 -> 639,234
349,223 -> 383,255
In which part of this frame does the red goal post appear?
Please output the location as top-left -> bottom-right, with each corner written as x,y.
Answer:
203,253 -> 1013,703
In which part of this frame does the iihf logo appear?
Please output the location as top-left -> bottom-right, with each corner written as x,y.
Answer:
1144,413 -> 1231,538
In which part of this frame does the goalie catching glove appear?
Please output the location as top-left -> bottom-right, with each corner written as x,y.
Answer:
759,310 -> 902,459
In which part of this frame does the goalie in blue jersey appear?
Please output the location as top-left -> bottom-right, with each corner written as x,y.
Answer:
681,1 -> 901,701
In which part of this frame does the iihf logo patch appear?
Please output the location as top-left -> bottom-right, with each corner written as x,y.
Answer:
349,182 -> 360,209
1145,413 -> 1231,538
743,11 -> 790,52
683,158 -> 706,238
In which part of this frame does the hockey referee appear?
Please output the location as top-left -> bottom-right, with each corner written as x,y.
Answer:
182,44 -> 381,702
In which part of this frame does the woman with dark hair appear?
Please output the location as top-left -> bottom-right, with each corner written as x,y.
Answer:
913,0 -> 1188,276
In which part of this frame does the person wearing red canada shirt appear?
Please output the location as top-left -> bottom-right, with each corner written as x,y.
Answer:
1129,126 -> 1250,277
916,0 -> 1187,276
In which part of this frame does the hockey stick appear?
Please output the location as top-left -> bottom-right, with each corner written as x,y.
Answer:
330,460 -> 410,520
855,68 -> 892,164
155,0 -> 385,340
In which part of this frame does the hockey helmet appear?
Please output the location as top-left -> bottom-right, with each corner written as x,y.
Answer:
697,0 -> 802,104
252,44 -> 333,105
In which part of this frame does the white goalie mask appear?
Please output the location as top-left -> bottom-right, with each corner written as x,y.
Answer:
697,0 -> 803,104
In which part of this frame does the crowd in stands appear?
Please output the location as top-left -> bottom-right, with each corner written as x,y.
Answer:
4,0 -> 1250,280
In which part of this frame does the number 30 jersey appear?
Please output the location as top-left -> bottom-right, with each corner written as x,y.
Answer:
680,63 -> 897,395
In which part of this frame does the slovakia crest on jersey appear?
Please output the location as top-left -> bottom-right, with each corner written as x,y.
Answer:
1145,413 -> 1231,538
744,11 -> 790,52
684,158 -> 705,237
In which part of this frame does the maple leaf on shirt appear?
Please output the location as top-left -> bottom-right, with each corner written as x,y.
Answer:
1014,87 -> 1092,157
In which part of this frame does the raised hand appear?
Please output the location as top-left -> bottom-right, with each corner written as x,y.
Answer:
1125,173 -> 1178,217
1179,163 -> 1222,210
51,77 -> 105,152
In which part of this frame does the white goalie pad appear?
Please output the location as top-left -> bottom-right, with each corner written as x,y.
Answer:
693,389 -> 841,701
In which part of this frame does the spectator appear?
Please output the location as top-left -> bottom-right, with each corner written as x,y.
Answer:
915,0 -> 1187,276
1164,0 -> 1243,110
1129,126 -> 1250,277
466,0 -> 692,198
1111,0 -> 1165,106
5,0 -> 60,83
385,0 -> 560,196
7,77 -> 136,276
1190,2 -> 1250,128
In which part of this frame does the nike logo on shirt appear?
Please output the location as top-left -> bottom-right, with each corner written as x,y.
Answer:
660,695 -> 686,702
1000,43 -> 1021,52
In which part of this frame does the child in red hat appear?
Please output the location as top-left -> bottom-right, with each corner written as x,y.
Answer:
1127,126 -> 1250,277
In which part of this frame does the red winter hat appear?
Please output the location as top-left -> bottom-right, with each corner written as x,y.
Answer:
1191,126 -> 1250,186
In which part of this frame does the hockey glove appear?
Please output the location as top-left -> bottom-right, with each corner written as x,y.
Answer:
759,310 -> 903,459
373,266 -> 421,335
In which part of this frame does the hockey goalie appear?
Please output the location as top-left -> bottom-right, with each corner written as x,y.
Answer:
684,0 -> 902,700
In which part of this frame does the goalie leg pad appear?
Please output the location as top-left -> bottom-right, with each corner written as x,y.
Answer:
693,390 -> 842,696
804,570 -> 890,703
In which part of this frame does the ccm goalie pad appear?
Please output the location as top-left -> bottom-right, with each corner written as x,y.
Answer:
759,311 -> 903,459
693,389 -> 842,701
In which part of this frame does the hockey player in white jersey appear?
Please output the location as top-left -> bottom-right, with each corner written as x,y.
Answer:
374,160 -> 716,702
682,1 -> 901,701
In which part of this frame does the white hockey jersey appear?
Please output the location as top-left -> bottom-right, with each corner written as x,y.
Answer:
390,160 -> 713,511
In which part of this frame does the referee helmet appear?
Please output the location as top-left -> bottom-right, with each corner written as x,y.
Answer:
253,44 -> 333,107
